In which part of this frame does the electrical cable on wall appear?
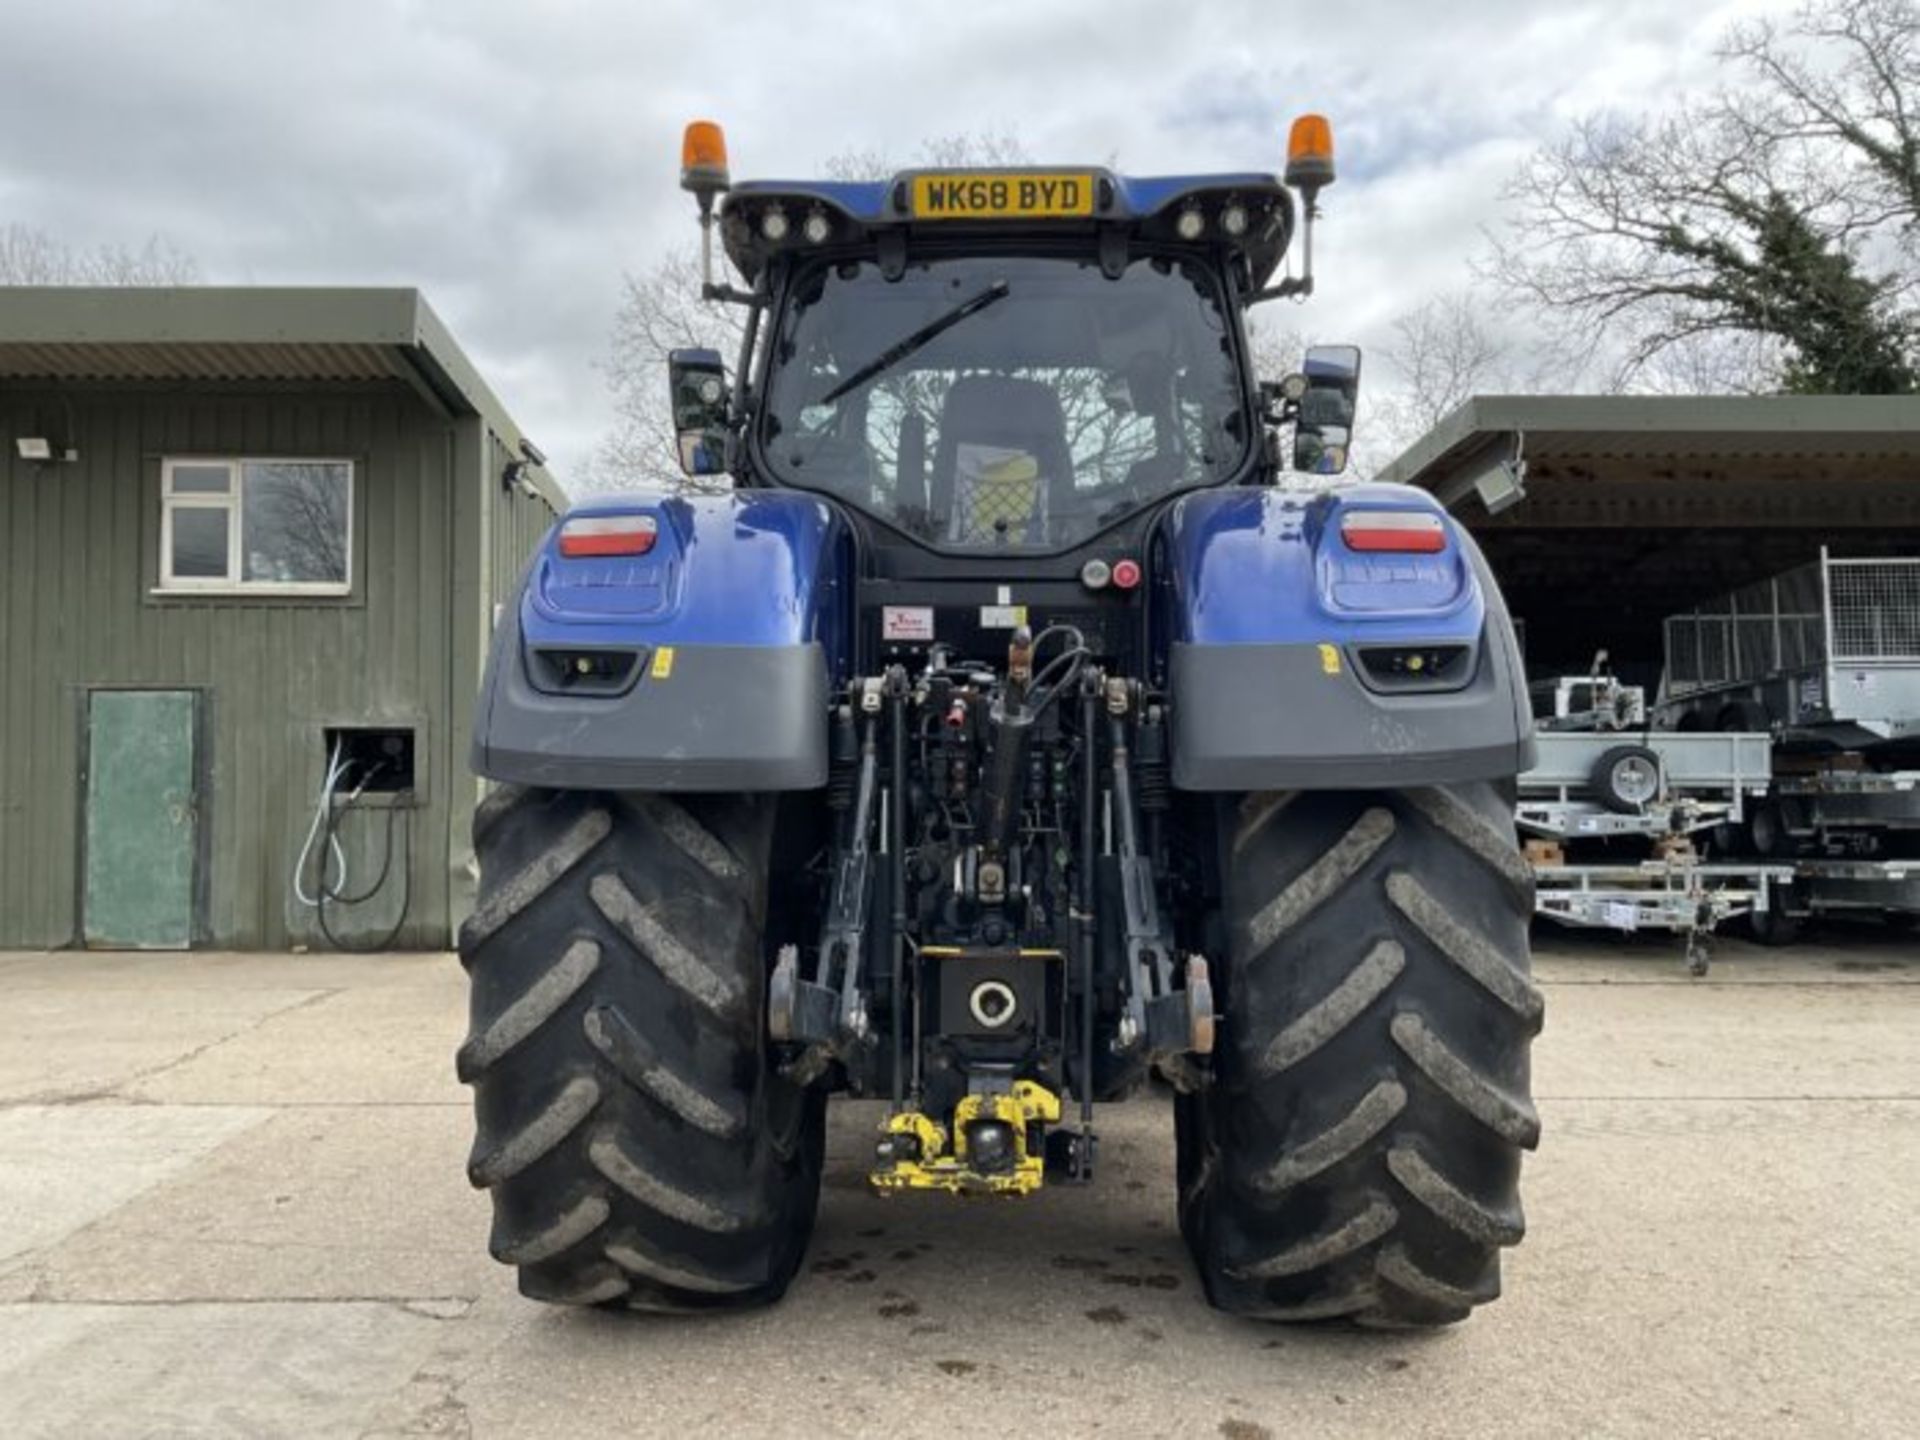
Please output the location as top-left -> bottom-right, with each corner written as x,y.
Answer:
292,738 -> 351,907
291,736 -> 414,952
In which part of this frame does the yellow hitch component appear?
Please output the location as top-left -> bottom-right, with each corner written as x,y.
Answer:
883,1109 -> 946,1161
869,1081 -> 1062,1196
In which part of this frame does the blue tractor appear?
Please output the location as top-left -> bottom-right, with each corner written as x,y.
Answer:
458,117 -> 1541,1325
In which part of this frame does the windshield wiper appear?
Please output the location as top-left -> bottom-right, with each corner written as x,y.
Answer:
817,281 -> 1009,406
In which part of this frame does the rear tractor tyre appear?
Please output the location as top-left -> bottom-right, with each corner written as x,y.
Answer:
1178,783 -> 1542,1327
458,785 -> 825,1312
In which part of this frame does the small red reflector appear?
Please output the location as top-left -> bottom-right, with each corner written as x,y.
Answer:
1111,558 -> 1143,590
1340,511 -> 1445,553
559,515 -> 658,558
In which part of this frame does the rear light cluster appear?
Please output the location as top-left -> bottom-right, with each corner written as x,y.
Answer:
1340,510 -> 1446,554
558,514 -> 657,558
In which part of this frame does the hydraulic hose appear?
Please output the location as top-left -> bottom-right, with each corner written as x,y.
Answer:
317,789 -> 414,953
292,737 -> 350,907
888,677 -> 908,1111
292,737 -> 414,951
1076,673 -> 1099,1178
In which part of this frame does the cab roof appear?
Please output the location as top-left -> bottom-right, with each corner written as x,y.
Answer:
718,168 -> 1296,291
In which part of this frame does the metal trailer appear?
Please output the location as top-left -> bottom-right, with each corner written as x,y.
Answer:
1732,765 -> 1920,924
1529,673 -> 1646,732
1780,858 -> 1920,924
1743,773 -> 1920,923
1517,729 -> 1772,841
1763,768 -> 1920,840
1532,860 -> 1798,974
1659,549 -> 1920,750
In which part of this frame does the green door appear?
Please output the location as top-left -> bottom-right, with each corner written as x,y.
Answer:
83,690 -> 199,949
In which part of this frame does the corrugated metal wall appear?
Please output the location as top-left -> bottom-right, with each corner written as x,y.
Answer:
0,381 -> 546,950
435,425 -> 564,928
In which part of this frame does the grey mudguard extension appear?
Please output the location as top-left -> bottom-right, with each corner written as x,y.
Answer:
1170,621 -> 1535,791
472,606 -> 828,791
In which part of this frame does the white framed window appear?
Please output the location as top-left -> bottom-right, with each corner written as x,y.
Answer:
159,458 -> 353,594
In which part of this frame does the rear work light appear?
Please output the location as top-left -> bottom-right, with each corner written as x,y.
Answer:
558,514 -> 658,558
1340,510 -> 1446,554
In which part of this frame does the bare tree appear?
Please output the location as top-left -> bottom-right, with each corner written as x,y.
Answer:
0,224 -> 199,285
1244,314 -> 1306,386
1344,289 -> 1537,471
821,129 -> 1029,183
1379,292 -> 1509,428
1493,0 -> 1918,394
1629,328 -> 1787,396
244,464 -> 350,583
585,133 -> 1031,492
1723,0 -> 1920,247
581,247 -> 749,493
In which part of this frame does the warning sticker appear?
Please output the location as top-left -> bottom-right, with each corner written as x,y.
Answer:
1602,901 -> 1640,931
651,646 -> 675,680
1317,643 -> 1342,675
979,604 -> 1028,630
883,606 -> 936,642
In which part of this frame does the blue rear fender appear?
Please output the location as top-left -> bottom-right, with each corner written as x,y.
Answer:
1163,483 -> 1533,790
472,491 -> 852,791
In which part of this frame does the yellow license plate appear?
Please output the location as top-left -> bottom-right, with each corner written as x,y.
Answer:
911,172 -> 1096,220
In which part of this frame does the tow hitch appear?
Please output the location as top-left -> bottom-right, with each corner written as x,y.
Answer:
869,1079 -> 1062,1195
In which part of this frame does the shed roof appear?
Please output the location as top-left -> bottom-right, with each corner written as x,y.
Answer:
0,286 -> 563,508
1377,394 -> 1920,508
1372,393 -> 1920,680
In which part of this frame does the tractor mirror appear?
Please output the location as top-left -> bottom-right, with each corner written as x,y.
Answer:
1290,344 -> 1361,476
668,347 -> 730,477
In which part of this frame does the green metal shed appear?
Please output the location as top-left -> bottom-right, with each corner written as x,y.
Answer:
0,287 -> 563,950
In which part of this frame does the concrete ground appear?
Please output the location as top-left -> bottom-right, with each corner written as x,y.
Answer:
0,931 -> 1915,1439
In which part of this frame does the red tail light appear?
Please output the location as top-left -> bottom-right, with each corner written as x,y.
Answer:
1340,510 -> 1446,554
558,514 -> 658,558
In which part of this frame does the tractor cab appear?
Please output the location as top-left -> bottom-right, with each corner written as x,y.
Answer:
669,121 -> 1361,587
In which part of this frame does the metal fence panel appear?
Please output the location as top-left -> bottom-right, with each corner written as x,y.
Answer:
1665,561 -> 1832,690
1826,559 -> 1920,662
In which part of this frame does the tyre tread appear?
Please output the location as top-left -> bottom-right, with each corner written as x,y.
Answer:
461,807 -> 611,947
1259,939 -> 1404,1076
588,871 -> 744,1019
1183,782 -> 1537,1329
458,789 -> 821,1314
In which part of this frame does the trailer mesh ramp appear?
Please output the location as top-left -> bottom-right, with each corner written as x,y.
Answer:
1827,559 -> 1920,662
1665,565 -> 1824,691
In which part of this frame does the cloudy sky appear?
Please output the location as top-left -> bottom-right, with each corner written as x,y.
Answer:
2,0 -> 1792,483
